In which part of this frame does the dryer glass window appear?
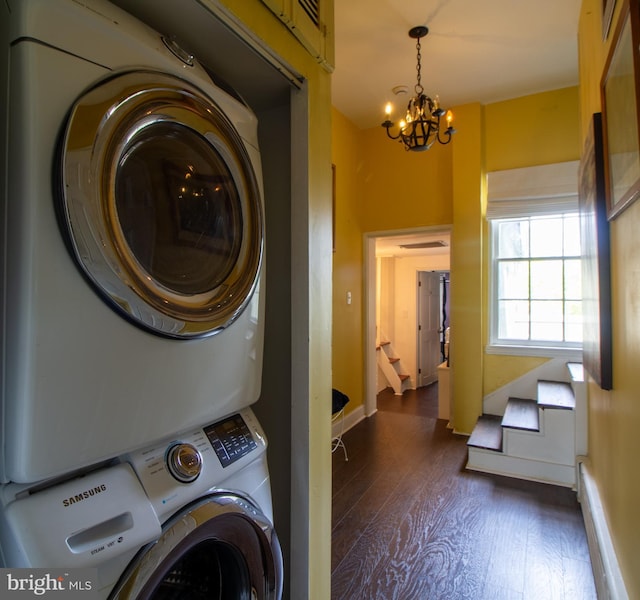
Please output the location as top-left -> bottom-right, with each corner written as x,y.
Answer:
58,71 -> 264,338
116,122 -> 242,295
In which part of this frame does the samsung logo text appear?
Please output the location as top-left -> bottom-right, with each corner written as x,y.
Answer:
62,484 -> 107,507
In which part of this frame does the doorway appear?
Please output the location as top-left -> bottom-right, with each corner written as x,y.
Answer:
365,227 -> 452,416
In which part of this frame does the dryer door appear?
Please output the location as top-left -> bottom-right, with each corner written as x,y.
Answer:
109,492 -> 283,599
57,71 -> 263,339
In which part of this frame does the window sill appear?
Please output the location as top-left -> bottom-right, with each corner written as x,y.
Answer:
486,344 -> 582,361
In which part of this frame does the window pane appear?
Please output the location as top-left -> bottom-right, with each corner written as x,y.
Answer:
564,258 -> 582,299
530,217 -> 563,257
498,261 -> 529,299
498,300 -> 529,340
563,215 -> 581,256
492,214 -> 582,349
531,260 -> 563,299
531,300 -> 563,341
498,220 -> 529,258
565,300 -> 583,342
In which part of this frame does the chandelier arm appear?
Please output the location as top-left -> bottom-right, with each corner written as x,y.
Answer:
383,122 -> 403,141
436,127 -> 454,145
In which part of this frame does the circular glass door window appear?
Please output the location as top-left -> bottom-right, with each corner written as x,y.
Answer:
109,493 -> 283,599
57,71 -> 263,339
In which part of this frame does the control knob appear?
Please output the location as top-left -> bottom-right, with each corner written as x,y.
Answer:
166,443 -> 202,483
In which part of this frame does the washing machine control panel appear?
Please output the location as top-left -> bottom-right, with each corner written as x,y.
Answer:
203,413 -> 258,467
126,407 -> 267,521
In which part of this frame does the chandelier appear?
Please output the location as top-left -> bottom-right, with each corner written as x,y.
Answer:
382,26 -> 456,152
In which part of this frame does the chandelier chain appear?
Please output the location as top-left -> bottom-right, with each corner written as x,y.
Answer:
415,37 -> 424,95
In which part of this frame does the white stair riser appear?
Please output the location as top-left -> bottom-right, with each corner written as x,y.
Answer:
467,448 -> 576,487
573,380 -> 588,457
504,408 -> 575,466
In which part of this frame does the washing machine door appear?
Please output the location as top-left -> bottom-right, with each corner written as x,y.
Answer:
109,492 -> 283,599
57,70 -> 264,339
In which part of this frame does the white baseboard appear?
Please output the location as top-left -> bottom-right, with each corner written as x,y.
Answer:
332,403 -> 367,439
577,457 -> 628,599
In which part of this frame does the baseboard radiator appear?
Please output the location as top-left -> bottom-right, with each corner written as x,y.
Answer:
577,458 -> 628,599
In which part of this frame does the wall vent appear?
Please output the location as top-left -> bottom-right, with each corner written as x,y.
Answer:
399,241 -> 448,249
298,0 -> 320,26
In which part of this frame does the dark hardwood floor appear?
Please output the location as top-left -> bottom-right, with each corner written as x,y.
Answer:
331,384 -> 596,600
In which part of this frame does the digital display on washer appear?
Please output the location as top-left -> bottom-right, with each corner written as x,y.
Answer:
204,414 -> 257,467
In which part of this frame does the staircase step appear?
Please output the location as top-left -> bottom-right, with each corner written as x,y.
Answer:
537,380 -> 575,410
399,374 -> 410,382
567,362 -> 584,383
502,398 -> 539,431
467,415 -> 503,452
389,357 -> 400,364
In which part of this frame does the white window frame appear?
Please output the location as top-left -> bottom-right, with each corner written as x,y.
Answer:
485,162 -> 583,360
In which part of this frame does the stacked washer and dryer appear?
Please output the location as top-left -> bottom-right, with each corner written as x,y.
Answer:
0,0 -> 282,597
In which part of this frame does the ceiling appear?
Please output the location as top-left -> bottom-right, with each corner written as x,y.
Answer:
332,0 -> 582,130
375,231 -> 451,258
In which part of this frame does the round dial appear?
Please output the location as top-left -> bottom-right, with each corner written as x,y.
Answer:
166,443 -> 202,483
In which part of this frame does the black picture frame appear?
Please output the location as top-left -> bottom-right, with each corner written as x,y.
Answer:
579,113 -> 612,390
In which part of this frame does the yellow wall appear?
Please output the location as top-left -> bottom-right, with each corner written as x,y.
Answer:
579,0 -> 640,595
359,125 -> 453,233
220,2 -> 334,598
450,103 -> 485,432
485,87 -> 581,171
332,108 -> 364,407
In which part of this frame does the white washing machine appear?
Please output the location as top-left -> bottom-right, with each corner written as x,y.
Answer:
0,407 -> 283,599
1,0 -> 267,484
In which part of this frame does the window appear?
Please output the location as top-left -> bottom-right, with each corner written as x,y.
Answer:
490,213 -> 582,351
487,161 -> 583,357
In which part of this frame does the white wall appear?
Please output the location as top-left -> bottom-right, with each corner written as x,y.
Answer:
377,257 -> 395,343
